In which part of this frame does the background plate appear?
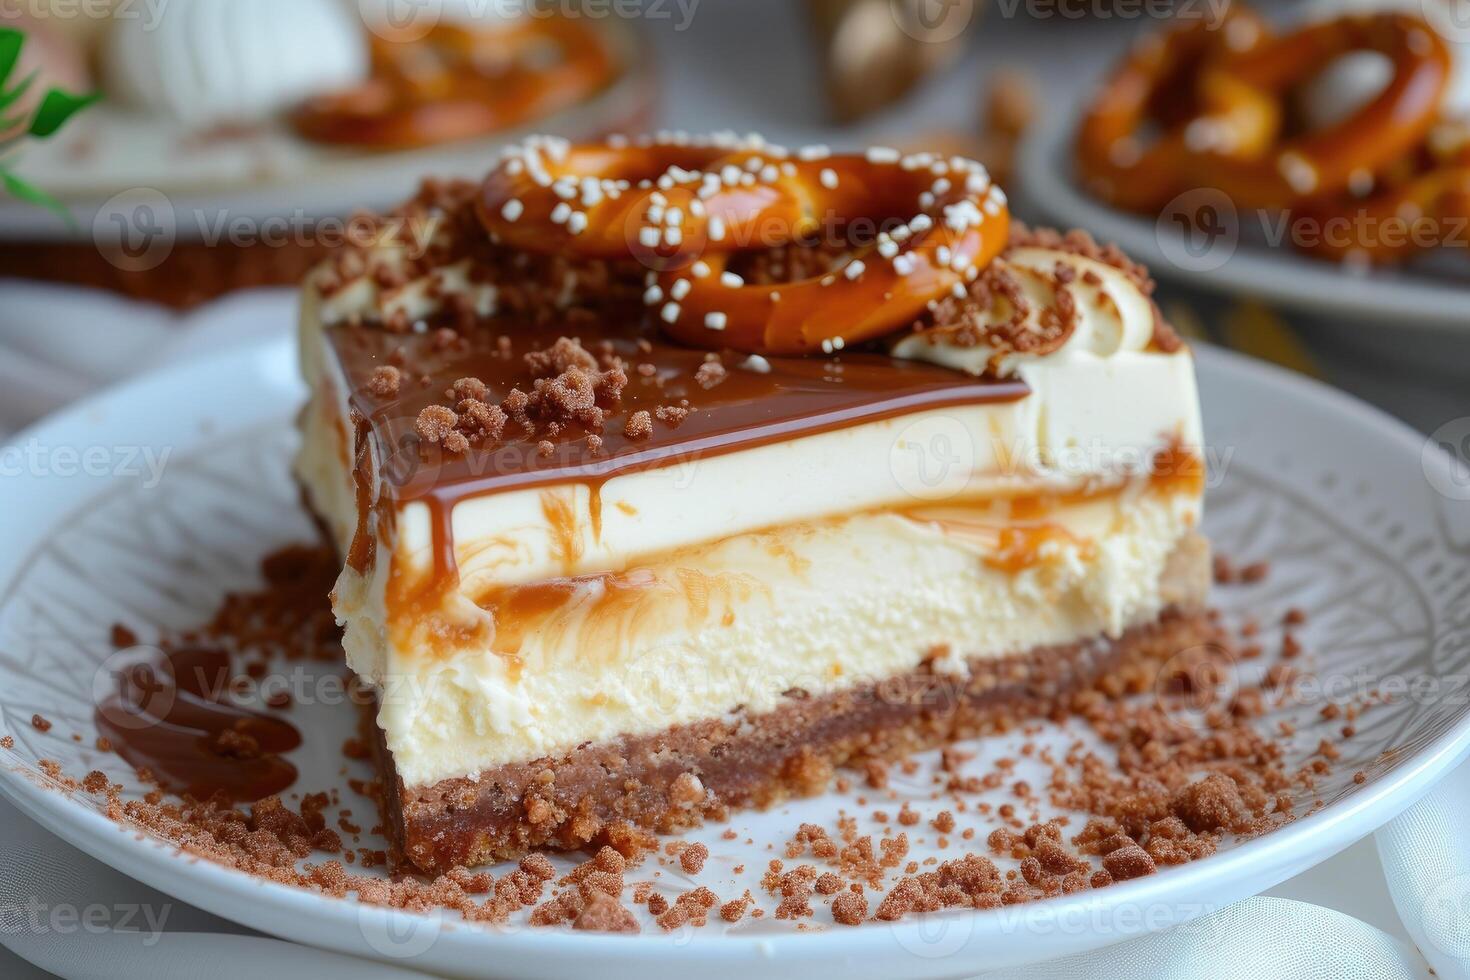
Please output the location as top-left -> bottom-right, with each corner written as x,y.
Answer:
1019,107 -> 1469,335
0,23 -> 655,242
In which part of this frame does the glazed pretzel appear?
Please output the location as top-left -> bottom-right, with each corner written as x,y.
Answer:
1192,13 -> 1451,209
1293,122 -> 1470,264
479,139 -> 735,260
479,136 -> 1011,356
292,18 -> 614,150
1075,5 -> 1274,212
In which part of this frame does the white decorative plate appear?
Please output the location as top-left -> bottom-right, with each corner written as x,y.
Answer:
1,330 -> 1468,979
0,24 -> 655,243
1019,107 -> 1470,335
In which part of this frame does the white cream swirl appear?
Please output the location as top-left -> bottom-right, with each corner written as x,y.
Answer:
891,247 -> 1160,379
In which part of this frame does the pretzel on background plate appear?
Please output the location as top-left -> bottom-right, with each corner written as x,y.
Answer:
1077,4 -> 1460,266
1292,121 -> 1470,263
292,18 -> 615,150
1075,5 -> 1273,212
479,135 -> 1011,356
1192,13 -> 1450,209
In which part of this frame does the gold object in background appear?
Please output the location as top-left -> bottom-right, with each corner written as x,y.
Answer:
974,67 -> 1035,188
805,0 -> 979,122
1221,301 -> 1322,379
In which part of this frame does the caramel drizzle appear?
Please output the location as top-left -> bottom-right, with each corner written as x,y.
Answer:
450,465 -> 1204,662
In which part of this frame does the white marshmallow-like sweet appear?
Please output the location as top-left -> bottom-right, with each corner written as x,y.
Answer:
354,0 -> 526,31
891,248 -> 1161,379
102,0 -> 369,126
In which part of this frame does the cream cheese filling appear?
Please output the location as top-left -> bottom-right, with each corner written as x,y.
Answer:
333,490 -> 1202,788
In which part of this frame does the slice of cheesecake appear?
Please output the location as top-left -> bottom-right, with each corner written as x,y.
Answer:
295,137 -> 1211,873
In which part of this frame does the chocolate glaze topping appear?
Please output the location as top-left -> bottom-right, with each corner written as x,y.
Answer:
330,314 -> 1028,580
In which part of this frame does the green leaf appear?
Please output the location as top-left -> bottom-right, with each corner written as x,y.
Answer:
1,169 -> 74,227
28,88 -> 100,139
0,29 -> 23,90
0,70 -> 38,114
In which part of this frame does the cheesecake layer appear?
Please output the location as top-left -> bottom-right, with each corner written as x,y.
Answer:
293,179 -> 1208,799
296,327 -> 1204,789
377,606 -> 1218,872
328,487 -> 1202,788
